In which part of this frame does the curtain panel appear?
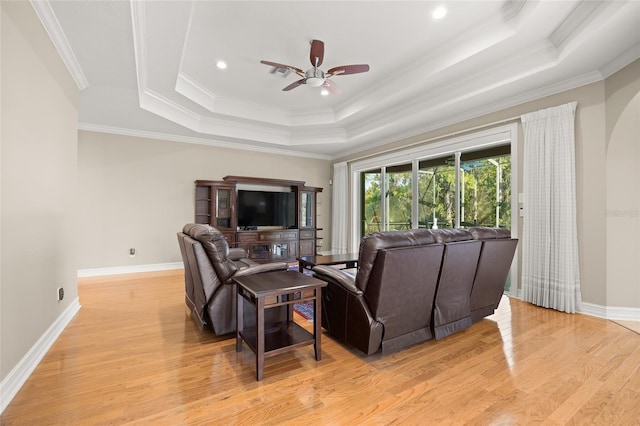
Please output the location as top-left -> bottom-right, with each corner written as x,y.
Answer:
521,102 -> 582,313
331,162 -> 349,254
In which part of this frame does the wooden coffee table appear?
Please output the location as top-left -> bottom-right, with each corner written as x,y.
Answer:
234,270 -> 327,381
297,253 -> 359,273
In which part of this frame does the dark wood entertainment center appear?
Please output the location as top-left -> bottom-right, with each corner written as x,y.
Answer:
194,176 -> 322,262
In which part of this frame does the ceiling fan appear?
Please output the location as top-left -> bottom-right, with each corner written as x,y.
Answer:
260,39 -> 370,94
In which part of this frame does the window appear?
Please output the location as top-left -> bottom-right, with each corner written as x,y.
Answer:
352,124 -> 518,243
385,163 -> 413,231
459,146 -> 511,228
361,169 -> 382,235
418,156 -> 456,230
360,163 -> 414,236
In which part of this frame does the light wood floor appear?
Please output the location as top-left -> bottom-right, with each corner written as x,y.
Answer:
2,270 -> 639,425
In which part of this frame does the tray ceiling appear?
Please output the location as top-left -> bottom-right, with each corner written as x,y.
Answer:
37,0 -> 640,159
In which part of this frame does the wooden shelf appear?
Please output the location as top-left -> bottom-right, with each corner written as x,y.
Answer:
238,322 -> 314,356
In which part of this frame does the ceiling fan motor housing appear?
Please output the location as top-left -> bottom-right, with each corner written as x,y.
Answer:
305,68 -> 325,87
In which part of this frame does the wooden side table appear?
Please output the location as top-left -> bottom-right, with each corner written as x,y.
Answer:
234,271 -> 327,381
297,253 -> 359,273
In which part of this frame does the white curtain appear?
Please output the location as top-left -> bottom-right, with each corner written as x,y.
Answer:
521,102 -> 582,313
331,162 -> 348,254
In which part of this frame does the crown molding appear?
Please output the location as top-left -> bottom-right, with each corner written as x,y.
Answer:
175,71 -> 216,113
30,0 -> 89,90
139,85 -> 348,147
174,73 -> 340,127
130,0 -> 147,93
333,68 -> 605,159
139,88 -> 201,130
198,115 -> 291,145
550,0 -> 604,50
77,123 -> 332,160
334,15 -> 519,126
600,44 -> 640,79
501,0 -> 528,22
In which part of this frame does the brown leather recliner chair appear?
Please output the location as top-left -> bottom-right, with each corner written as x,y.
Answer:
177,223 -> 288,334
469,227 -> 518,323
430,229 -> 482,340
312,229 -> 444,355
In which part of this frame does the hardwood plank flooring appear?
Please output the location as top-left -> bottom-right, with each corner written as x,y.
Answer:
2,270 -> 639,425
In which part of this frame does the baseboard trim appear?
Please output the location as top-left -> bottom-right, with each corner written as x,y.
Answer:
581,302 -> 640,321
77,262 -> 184,278
508,292 -> 639,322
0,298 -> 81,414
579,302 -> 608,319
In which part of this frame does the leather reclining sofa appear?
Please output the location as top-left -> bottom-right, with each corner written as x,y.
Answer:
177,223 -> 288,334
312,227 -> 517,356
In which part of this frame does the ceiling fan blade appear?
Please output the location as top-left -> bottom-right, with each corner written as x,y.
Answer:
282,79 -> 306,91
327,64 -> 370,76
322,79 -> 341,95
260,60 -> 304,76
310,39 -> 324,68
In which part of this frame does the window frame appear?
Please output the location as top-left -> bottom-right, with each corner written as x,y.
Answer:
349,123 -> 519,251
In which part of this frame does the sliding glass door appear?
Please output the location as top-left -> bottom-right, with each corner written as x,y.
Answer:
385,164 -> 412,231
360,146 -> 511,237
418,156 -> 456,229
459,146 -> 511,228
350,124 -> 518,294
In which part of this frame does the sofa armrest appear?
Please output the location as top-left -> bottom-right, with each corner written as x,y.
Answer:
232,261 -> 288,277
312,265 -> 361,295
228,247 -> 248,261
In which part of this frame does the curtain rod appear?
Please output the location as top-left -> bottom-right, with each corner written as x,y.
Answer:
342,115 -> 521,164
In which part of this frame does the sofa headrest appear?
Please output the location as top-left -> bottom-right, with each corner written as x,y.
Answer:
431,228 -> 473,243
405,229 -> 438,245
182,223 -> 200,236
469,227 -> 512,240
181,223 -> 237,281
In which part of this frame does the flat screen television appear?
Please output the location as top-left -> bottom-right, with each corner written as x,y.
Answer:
237,190 -> 296,229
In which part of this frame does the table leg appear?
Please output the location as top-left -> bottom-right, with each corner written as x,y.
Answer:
236,289 -> 243,352
256,297 -> 265,381
314,289 -> 322,361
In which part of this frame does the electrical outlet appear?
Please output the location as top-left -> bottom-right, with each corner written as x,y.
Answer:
129,248 -> 136,257
57,287 -> 64,301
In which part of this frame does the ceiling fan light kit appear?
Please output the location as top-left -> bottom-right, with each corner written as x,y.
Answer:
261,39 -> 370,94
305,69 -> 325,87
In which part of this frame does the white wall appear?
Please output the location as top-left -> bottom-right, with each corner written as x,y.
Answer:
77,131 -> 332,271
1,1 -> 78,383
606,59 -> 640,313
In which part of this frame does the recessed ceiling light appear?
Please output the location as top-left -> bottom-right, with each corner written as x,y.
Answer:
216,60 -> 227,70
320,89 -> 329,96
432,6 -> 447,20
